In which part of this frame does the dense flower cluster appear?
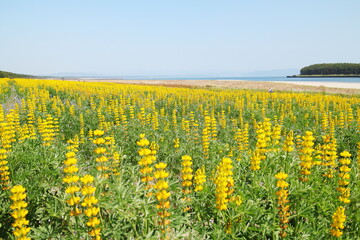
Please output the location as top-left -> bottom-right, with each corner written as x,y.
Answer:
80,174 -> 101,240
202,115 -> 211,159
79,113 -> 85,143
137,134 -> 157,188
173,138 -> 180,149
153,162 -> 171,236
271,124 -> 281,149
330,206 -> 346,237
110,151 -> 121,176
336,151 -> 351,204
275,172 -> 290,238
357,142 -> 360,173
194,165 -> 206,192
235,123 -> 249,152
250,150 -> 262,171
1,120 -> 16,150
38,114 -> 57,146
210,111 -> 217,140
10,185 -> 31,240
319,134 -> 337,178
63,138 -> 81,217
299,131 -> 315,182
93,129 -> 111,178
0,148 -> 10,190
214,157 -> 234,210
250,120 -> 271,170
181,155 -> 193,197
283,130 -> 294,152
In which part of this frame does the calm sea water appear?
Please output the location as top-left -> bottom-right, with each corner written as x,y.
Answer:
122,76 -> 360,83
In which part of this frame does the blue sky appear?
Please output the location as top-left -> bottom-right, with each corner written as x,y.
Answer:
1,0 -> 359,76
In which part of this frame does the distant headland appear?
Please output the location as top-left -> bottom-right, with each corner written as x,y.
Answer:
0,70 -> 37,79
288,63 -> 360,78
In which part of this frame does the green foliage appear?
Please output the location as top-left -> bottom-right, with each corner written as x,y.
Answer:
0,70 -> 36,79
300,63 -> 360,75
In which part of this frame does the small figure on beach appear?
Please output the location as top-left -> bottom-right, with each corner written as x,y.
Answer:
268,88 -> 273,93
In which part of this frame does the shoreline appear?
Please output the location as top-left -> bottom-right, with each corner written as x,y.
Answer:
287,75 -> 360,78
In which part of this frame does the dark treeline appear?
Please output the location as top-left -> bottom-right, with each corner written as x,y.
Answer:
301,63 -> 360,75
0,70 -> 36,78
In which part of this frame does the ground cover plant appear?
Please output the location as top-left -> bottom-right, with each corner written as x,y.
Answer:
0,78 -> 359,239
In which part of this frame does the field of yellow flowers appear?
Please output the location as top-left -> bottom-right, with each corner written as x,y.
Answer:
0,78 -> 359,239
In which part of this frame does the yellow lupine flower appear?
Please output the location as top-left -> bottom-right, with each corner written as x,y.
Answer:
340,151 -> 351,158
154,180 -> 169,190
94,147 -> 107,154
95,156 -> 108,162
89,228 -> 101,237
275,172 -> 290,238
339,158 -> 351,165
93,138 -> 105,145
11,209 -> 28,219
139,166 -> 153,174
138,148 -> 152,156
10,200 -> 28,210
13,227 -> 31,237
276,180 -> 289,188
65,186 -> 81,194
330,206 -> 346,237
155,162 -> 167,169
194,166 -> 206,192
81,196 -> 99,207
154,170 -> 169,179
63,165 -> 79,174
84,207 -> 100,217
12,218 -> 29,228
10,193 -> 27,201
156,190 -> 171,201
339,166 -> 351,172
65,151 -> 76,158
136,138 -> 150,147
86,217 -> 101,227
66,196 -> 81,206
9,184 -> 31,239
181,155 -> 192,161
11,185 -> 26,194
275,172 -> 288,180
62,175 -> 79,183
81,185 -> 96,195
80,174 -> 94,184
141,176 -> 154,182
156,200 -> 170,209
181,168 -> 193,173
93,130 -> 104,136
64,157 -> 77,166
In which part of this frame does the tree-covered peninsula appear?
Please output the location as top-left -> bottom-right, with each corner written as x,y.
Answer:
288,63 -> 360,77
0,70 -> 36,78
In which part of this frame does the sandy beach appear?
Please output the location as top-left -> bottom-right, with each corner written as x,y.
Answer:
74,79 -> 360,94
271,81 -> 360,89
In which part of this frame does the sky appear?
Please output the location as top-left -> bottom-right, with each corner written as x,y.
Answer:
1,0 -> 360,77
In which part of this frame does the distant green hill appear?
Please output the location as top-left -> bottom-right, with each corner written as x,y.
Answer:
300,63 -> 360,75
0,70 -> 36,78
